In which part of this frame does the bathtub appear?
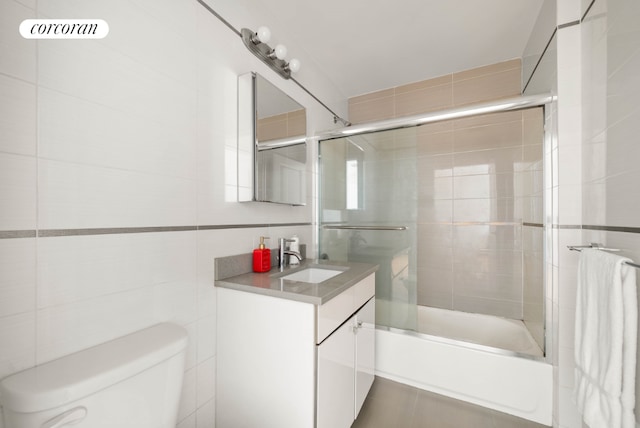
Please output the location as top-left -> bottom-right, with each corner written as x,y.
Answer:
375,305 -> 553,425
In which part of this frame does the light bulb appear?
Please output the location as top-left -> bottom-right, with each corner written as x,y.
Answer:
288,58 -> 301,73
274,44 -> 287,60
254,26 -> 271,43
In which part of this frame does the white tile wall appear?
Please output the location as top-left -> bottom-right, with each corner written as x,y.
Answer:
0,154 -> 36,230
0,0 -> 333,427
0,0 -> 36,82
551,0 -> 640,427
0,75 -> 36,156
38,159 -> 198,229
0,239 -> 36,318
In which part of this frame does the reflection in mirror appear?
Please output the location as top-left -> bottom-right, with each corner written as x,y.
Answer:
256,143 -> 306,205
237,72 -> 307,205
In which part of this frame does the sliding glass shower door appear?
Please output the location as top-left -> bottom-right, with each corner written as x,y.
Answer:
319,128 -> 418,331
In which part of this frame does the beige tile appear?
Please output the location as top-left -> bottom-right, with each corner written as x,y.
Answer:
349,87 -> 395,105
417,275 -> 453,308
453,224 -> 522,250
417,120 -> 454,135
418,176 -> 453,201
287,108 -> 306,136
454,110 -> 523,130
523,144 -> 544,170
417,246 -> 453,270
257,115 -> 287,141
524,114 -> 545,146
453,173 -> 516,200
453,197 -> 520,223
349,94 -> 395,124
396,74 -> 452,94
395,82 -> 453,118
416,288 -> 453,309
522,106 -> 544,121
416,131 -> 453,156
453,68 -> 522,107
453,58 -> 521,82
453,248 -> 523,278
453,294 -> 523,319
418,199 -> 453,223
417,154 -> 453,177
453,120 -> 523,153
417,224 -> 453,248
453,147 -> 523,176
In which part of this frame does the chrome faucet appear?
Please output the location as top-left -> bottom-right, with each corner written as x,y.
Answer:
278,238 -> 302,268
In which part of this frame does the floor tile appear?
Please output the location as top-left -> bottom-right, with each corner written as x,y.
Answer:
354,377 -> 550,428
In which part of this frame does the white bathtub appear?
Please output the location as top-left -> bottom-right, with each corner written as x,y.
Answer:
417,306 -> 544,357
375,306 -> 553,425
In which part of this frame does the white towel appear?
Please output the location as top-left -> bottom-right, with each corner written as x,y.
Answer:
574,249 -> 638,428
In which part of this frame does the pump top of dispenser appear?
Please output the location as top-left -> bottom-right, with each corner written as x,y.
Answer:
258,236 -> 269,249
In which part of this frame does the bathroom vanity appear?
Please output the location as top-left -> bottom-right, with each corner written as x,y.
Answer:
215,259 -> 377,428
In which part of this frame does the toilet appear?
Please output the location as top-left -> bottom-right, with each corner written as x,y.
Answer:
0,323 -> 188,428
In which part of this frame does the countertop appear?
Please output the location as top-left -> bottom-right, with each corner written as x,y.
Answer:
215,259 -> 378,305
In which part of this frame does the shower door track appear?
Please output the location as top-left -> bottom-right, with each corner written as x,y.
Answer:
317,93 -> 555,140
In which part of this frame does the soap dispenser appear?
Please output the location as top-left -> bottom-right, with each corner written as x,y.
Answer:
252,236 -> 271,273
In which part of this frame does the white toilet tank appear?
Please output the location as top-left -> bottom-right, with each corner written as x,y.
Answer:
0,323 -> 188,428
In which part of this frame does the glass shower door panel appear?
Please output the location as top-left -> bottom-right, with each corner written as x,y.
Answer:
319,129 -> 418,331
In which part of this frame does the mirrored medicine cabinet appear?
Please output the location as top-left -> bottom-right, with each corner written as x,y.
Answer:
238,72 -> 307,206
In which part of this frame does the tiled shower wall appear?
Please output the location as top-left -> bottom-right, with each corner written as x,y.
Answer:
349,60 -> 545,334
0,1 -> 342,427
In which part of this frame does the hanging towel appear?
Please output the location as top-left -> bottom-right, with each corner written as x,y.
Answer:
574,248 -> 638,428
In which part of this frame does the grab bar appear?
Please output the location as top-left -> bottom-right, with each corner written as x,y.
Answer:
322,225 -> 408,231
568,243 -> 640,269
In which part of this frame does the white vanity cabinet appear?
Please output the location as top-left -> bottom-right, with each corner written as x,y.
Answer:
216,272 -> 375,428
317,297 -> 375,428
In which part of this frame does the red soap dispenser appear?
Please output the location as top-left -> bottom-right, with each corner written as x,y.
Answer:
252,236 -> 271,273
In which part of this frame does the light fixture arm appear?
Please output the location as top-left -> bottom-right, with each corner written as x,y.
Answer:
241,28 -> 294,80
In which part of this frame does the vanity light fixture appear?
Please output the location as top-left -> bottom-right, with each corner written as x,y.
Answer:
241,26 -> 301,79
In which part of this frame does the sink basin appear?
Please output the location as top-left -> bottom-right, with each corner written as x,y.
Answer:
281,268 -> 344,283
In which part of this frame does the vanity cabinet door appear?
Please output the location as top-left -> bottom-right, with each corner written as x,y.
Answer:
317,317 -> 356,428
355,297 -> 375,417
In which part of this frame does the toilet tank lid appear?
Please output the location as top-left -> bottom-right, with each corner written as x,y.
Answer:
0,323 -> 188,414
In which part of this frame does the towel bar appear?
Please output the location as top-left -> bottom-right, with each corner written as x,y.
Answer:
568,243 -> 640,269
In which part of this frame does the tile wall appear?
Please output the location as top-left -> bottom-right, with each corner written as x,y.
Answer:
550,0 -> 640,426
257,109 -> 306,141
0,0 -> 343,427
349,60 -> 545,332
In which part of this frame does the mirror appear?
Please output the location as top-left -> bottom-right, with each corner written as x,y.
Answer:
238,72 -> 307,205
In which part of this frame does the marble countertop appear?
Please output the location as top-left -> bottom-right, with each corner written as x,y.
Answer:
215,259 -> 378,305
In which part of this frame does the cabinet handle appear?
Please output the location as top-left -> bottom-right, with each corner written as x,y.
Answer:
353,320 -> 363,333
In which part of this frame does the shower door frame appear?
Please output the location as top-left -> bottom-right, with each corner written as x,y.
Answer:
317,92 -> 554,357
